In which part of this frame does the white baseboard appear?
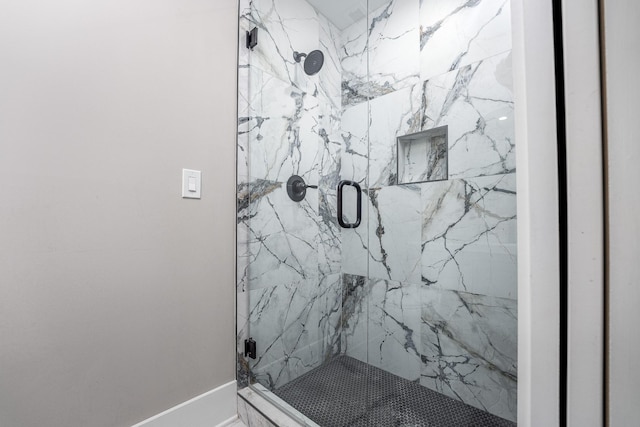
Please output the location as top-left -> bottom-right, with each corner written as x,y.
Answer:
131,380 -> 237,427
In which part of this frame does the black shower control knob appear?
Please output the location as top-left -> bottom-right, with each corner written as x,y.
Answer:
286,175 -> 316,202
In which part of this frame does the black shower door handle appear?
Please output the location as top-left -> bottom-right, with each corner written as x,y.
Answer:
337,180 -> 362,229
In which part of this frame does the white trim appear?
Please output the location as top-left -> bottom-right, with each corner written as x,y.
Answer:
511,0 -> 561,425
131,381 -> 237,427
603,0 -> 640,424
215,415 -> 242,427
562,0 -> 605,425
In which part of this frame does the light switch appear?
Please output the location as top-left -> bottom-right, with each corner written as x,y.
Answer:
182,169 -> 201,199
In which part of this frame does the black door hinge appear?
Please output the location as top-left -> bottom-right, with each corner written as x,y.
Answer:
244,337 -> 256,359
246,27 -> 258,50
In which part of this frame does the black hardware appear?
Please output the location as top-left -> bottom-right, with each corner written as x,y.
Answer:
286,175 -> 317,202
293,50 -> 324,76
245,338 -> 256,359
337,180 -> 362,229
246,27 -> 258,50
293,51 -> 307,63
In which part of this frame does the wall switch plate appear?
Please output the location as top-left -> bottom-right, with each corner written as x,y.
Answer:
182,169 -> 201,199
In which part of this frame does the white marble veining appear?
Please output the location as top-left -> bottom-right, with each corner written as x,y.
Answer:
340,274 -> 368,362
341,0 -> 421,107
419,0 -> 512,81
421,51 -> 515,179
318,14 -> 343,109
420,286 -> 517,421
341,51 -> 515,189
249,274 -> 342,390
421,173 -> 517,299
339,99 -> 369,184
238,396 -> 278,427
245,179 -> 318,289
249,0 -> 320,93
341,185 -> 423,283
366,278 -> 422,382
368,84 -> 424,187
248,70 -> 320,184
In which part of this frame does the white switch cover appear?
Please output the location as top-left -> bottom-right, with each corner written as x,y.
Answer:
182,169 -> 201,199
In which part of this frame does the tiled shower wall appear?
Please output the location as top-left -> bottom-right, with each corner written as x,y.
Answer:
236,0 -> 345,391
237,0 -> 517,422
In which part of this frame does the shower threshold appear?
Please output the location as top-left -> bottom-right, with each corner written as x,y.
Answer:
272,355 -> 516,427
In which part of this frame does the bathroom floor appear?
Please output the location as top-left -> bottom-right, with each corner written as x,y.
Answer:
274,356 -> 516,427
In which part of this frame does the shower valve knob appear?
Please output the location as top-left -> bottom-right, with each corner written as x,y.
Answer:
286,175 -> 316,202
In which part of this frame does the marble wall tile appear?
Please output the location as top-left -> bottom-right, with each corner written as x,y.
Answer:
246,179 -> 319,289
368,84 -> 423,187
340,181 -> 422,284
421,51 -> 515,180
341,0 -> 421,107
339,9 -> 369,108
317,181 -> 342,276
342,275 -> 422,383
368,0 -> 420,99
340,186 -> 370,278
341,51 -> 514,187
317,65 -> 343,276
249,0 -> 321,93
341,273 -> 369,363
339,100 -> 369,184
419,0 -> 512,81
237,217 -> 251,293
367,278 -> 422,382
248,69 -> 320,185
420,286 -> 517,421
421,173 -> 517,299
340,83 -> 424,188
318,14 -> 343,110
249,274 -> 342,390
367,185 -> 422,283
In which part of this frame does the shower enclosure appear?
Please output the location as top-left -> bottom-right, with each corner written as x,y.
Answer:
237,0 -> 517,424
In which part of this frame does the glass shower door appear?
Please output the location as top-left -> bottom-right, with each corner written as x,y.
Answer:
239,0 -> 370,423
237,0 -> 518,424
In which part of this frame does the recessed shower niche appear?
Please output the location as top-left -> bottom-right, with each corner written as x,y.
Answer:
397,125 -> 448,184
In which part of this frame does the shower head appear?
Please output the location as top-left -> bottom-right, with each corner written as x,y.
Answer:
293,50 -> 324,76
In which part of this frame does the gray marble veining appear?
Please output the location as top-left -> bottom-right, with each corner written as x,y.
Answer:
341,0 -> 421,107
419,0 -> 512,80
421,287 -> 517,421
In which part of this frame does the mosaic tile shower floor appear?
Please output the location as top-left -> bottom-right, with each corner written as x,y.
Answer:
273,356 -> 516,427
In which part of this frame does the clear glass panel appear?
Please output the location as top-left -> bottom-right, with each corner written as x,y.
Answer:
241,0 -> 370,424
239,0 -> 518,424
363,0 -> 517,424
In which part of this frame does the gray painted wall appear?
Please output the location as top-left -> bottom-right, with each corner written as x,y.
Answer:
0,1 -> 238,426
